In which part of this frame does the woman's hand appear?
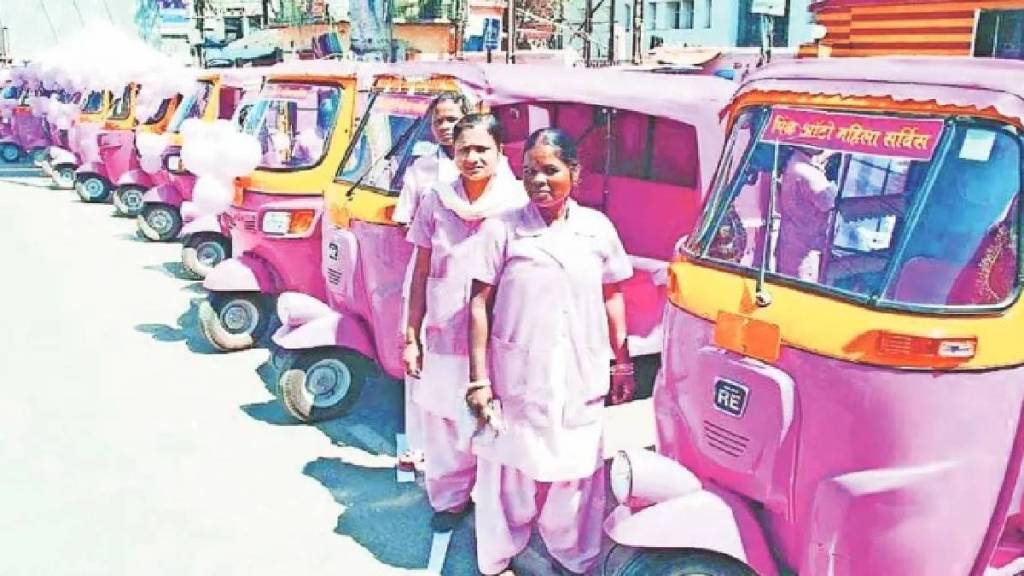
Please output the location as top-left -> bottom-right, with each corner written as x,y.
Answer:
609,364 -> 636,405
466,384 -> 494,423
402,341 -> 422,378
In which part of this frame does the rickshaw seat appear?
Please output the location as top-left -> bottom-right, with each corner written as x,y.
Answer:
605,176 -> 699,261
891,257 -> 961,304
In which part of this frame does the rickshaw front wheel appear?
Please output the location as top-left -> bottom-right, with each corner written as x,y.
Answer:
181,233 -> 231,280
0,143 -> 22,163
113,186 -> 146,217
278,348 -> 369,423
76,175 -> 111,203
139,203 -> 182,242
613,550 -> 756,576
199,292 -> 273,352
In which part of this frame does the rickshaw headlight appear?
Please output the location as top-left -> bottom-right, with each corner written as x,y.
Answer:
166,154 -> 185,174
261,209 -> 316,237
261,211 -> 291,235
609,450 -> 634,506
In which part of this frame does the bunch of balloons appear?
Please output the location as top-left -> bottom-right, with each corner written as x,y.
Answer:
178,118 -> 262,220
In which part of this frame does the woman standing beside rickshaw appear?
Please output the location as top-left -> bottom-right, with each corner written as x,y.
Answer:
468,128 -> 635,575
403,113 -> 526,532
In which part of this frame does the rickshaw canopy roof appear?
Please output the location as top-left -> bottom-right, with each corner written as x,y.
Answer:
739,57 -> 1024,124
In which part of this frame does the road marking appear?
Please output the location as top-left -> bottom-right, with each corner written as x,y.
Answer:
395,433 -> 415,483
426,531 -> 452,573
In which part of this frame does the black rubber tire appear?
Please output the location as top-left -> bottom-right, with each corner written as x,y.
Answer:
29,147 -> 47,165
113,186 -> 146,217
140,203 -> 183,242
209,291 -> 273,343
0,143 -> 21,163
278,348 -> 369,423
76,174 -> 112,203
614,550 -> 756,576
181,233 -> 231,280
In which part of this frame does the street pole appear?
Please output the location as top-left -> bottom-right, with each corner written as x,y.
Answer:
262,0 -> 270,27
607,0 -> 615,64
509,0 -> 517,63
631,0 -> 642,64
583,0 -> 592,65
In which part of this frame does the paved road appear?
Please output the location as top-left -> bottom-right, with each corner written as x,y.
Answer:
0,164 -> 653,576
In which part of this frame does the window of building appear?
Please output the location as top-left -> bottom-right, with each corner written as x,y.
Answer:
625,4 -> 632,31
681,0 -> 695,29
975,9 -> 1024,59
665,2 -> 681,29
701,0 -> 713,28
646,2 -> 657,30
736,0 -> 789,47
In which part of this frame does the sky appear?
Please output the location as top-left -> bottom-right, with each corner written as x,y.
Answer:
1,0 -> 142,62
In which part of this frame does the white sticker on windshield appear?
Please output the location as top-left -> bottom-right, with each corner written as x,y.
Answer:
959,129 -> 996,162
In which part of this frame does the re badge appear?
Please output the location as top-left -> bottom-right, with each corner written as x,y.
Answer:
714,379 -> 749,417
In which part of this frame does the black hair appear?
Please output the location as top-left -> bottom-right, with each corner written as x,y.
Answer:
435,92 -> 471,116
524,127 -> 579,168
453,113 -> 503,147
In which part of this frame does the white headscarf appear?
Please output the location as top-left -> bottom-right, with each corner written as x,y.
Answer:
434,155 -> 525,221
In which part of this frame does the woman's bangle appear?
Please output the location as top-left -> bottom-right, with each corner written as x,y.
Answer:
466,379 -> 491,394
610,362 -> 635,376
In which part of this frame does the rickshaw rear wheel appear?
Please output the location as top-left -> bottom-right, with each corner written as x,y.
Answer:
53,165 -> 76,189
29,147 -> 47,165
76,174 -> 111,203
278,348 -> 369,423
139,203 -> 182,242
0,143 -> 22,163
614,549 -> 756,576
113,186 -> 146,217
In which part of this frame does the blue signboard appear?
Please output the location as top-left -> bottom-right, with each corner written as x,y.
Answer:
482,17 -> 501,50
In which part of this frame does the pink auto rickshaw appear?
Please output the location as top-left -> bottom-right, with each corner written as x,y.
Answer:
197,62 -> 364,352
0,87 -> 49,164
270,63 -> 734,422
135,71 -> 255,241
0,81 -> 25,147
604,57 -> 1024,576
42,90 -> 111,188
74,83 -> 141,203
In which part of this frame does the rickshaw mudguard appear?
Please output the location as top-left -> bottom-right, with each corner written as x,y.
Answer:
179,214 -> 222,238
142,183 -> 183,206
49,146 -> 75,165
272,292 -> 375,359
74,162 -> 108,181
116,169 -> 154,190
203,254 -> 275,294
604,484 -> 778,576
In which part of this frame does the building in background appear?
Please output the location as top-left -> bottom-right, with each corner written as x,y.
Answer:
801,0 -> 1024,59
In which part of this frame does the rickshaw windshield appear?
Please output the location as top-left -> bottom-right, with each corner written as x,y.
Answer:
144,97 -> 173,125
242,82 -> 342,171
335,91 -> 437,195
109,86 -> 133,121
697,106 -> 1023,311
167,81 -> 214,133
82,91 -> 104,113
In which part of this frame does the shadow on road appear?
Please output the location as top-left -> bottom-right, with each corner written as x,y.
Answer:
134,298 -> 220,354
144,260 -> 197,281
117,231 -> 149,243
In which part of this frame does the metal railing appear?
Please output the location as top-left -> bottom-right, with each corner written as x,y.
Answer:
391,0 -> 459,22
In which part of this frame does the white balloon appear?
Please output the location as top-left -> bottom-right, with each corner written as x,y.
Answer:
191,176 -> 235,214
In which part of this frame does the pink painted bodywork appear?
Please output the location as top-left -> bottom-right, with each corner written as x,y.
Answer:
613,303 -> 1024,575
79,128 -> 139,184
204,191 -> 326,299
1,107 -> 48,153
273,219 -> 412,377
139,147 -> 196,209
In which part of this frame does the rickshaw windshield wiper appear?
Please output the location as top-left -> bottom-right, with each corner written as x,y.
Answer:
343,95 -> 438,199
754,143 -> 782,307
